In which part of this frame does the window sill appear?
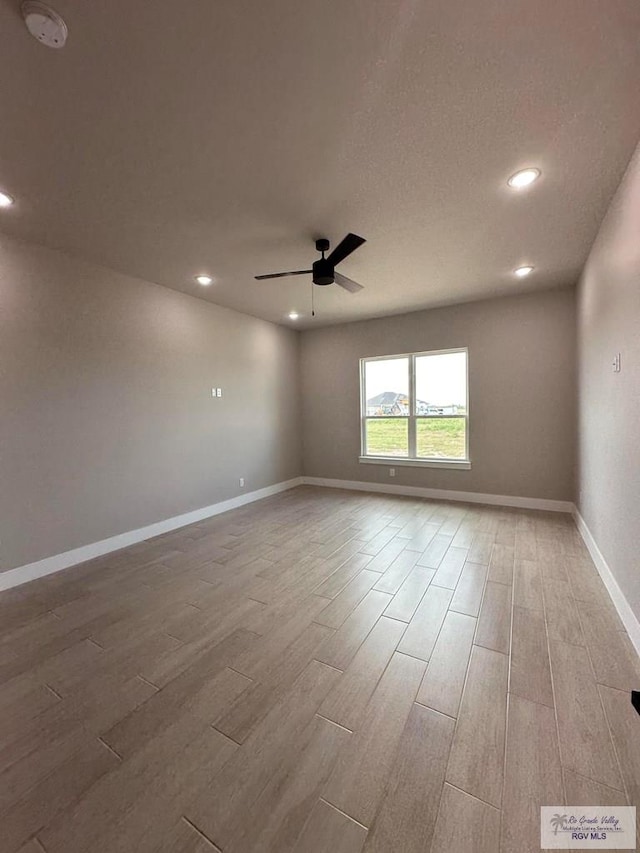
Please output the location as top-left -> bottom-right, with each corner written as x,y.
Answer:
359,456 -> 471,470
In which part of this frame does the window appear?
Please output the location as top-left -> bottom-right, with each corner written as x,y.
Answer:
360,348 -> 469,468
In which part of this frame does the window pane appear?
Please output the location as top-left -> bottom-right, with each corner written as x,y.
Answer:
415,351 -> 467,415
416,417 -> 466,459
365,358 -> 409,416
365,418 -> 408,457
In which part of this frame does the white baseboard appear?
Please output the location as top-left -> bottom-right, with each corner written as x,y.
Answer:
5,474 -> 638,662
0,477 -> 304,593
302,476 -> 574,513
572,508 -> 640,658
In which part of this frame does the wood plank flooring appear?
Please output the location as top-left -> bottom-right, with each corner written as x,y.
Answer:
1,485 -> 639,853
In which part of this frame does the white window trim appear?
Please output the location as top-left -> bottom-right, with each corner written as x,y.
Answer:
358,456 -> 471,470
359,347 -> 470,469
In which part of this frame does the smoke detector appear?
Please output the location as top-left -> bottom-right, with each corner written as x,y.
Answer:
22,2 -> 68,49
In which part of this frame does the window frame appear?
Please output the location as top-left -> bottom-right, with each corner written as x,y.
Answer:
359,347 -> 470,470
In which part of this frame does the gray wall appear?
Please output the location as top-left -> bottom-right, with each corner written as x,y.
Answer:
0,229 -> 580,575
300,289 -> 576,501
577,142 -> 640,621
0,233 -> 302,571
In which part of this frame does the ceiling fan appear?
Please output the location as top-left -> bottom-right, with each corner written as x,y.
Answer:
255,233 -> 366,293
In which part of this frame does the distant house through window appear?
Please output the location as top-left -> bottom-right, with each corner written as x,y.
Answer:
360,349 -> 469,467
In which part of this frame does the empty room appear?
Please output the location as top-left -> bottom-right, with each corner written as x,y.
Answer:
1,1 -> 639,852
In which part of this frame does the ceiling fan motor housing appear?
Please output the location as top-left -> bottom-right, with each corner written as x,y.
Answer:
312,258 -> 334,285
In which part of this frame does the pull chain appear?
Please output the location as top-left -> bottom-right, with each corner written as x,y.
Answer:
311,280 -> 315,317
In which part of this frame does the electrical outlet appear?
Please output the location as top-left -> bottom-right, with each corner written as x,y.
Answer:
211,388 -> 216,397
216,388 -> 222,397
389,468 -> 396,477
239,477 -> 245,488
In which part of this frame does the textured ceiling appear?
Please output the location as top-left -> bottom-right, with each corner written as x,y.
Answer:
1,0 -> 640,328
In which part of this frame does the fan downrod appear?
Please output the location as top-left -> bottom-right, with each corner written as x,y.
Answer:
313,237 -> 334,285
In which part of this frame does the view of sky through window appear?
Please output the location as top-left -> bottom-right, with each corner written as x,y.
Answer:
415,352 -> 466,410
364,352 -> 466,410
364,358 -> 409,400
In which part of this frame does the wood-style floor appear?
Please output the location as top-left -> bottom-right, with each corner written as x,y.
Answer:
1,486 -> 639,853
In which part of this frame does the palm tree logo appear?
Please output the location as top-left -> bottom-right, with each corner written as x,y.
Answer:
550,814 -> 568,835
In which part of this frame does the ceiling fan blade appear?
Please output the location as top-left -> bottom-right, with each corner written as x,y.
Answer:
254,270 -> 312,280
326,233 -> 366,267
334,271 -> 364,293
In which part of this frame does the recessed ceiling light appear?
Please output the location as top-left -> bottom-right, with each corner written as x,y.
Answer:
507,168 -> 541,189
514,265 -> 534,278
195,274 -> 213,286
288,311 -> 299,320
0,190 -> 15,208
